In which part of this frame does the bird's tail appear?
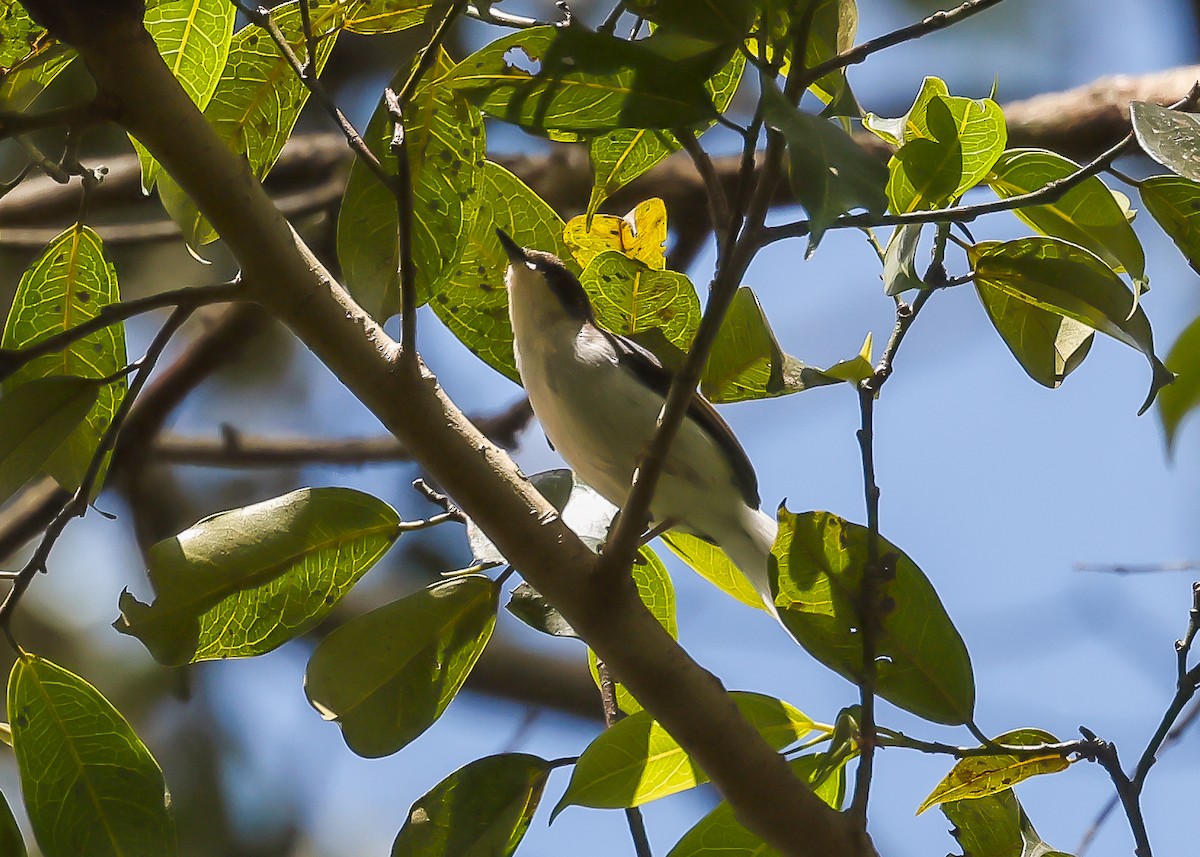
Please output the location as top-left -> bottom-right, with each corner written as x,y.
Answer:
719,506 -> 780,614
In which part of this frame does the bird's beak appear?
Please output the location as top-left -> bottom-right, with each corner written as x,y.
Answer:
495,229 -> 528,265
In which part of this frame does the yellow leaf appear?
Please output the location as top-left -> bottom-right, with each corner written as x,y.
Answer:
564,198 -> 667,270
916,728 -> 1070,815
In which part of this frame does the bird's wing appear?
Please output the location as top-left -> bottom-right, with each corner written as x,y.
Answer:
600,329 -> 761,509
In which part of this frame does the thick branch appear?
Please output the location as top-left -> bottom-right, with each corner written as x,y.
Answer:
49,12 -> 864,856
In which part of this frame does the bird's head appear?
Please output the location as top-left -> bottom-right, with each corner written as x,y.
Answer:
497,229 -> 594,323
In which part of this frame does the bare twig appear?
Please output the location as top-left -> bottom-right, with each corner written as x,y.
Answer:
394,0 -> 469,108
1080,727 -> 1152,857
1074,560 -> 1200,574
464,2 -> 548,28
596,659 -> 654,857
0,98 -> 111,140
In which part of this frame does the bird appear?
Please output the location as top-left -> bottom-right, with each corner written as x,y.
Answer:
497,228 -> 779,610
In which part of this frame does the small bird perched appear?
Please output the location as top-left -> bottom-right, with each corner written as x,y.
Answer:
498,229 -> 779,609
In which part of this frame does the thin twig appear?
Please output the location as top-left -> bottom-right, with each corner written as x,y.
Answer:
464,2 -> 547,28
596,659 -> 654,857
393,0 -> 470,108
1074,560 -> 1200,574
0,306 -> 193,649
384,88 -> 418,358
675,128 -> 731,248
0,281 -> 242,383
1081,727 -> 1153,857
878,728 -> 1098,760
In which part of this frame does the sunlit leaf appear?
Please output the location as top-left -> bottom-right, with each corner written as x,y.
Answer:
0,0 -> 43,68
771,508 -> 975,725
1130,100 -> 1200,183
0,40 -> 74,112
976,285 -> 1093,389
566,198 -> 668,270
864,76 -> 946,146
554,692 -> 813,815
760,76 -> 888,251
445,26 -> 715,133
942,788 -> 1071,857
987,149 -> 1146,291
580,252 -> 700,360
969,237 -> 1173,414
0,376 -> 98,505
2,225 -> 126,494
666,752 -> 847,856
1157,313 -> 1200,451
392,754 -> 551,857
9,654 -> 175,857
305,574 -> 499,758
116,487 -> 401,665
338,50 -> 485,319
751,0 -> 858,108
345,0 -> 438,34
1140,174 -> 1200,275
661,531 -> 764,609
917,729 -> 1070,814
431,161 -> 579,383
588,546 -> 676,714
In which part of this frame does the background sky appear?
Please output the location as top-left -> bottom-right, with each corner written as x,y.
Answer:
5,1 -> 1200,856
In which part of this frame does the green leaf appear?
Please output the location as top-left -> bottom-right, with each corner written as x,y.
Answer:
9,654 -> 175,857
565,198 -> 669,270
115,487 -> 401,665
156,0 -> 344,246
661,531 -> 765,609
0,377 -> 98,506
586,51 -> 744,220
1130,100 -> 1200,182
1140,175 -> 1200,275
976,284 -> 1094,389
760,76 -> 888,250
580,252 -> 700,355
666,753 -> 846,857
505,581 -> 578,638
0,0 -> 43,69
431,161 -> 578,382
344,0 -> 439,34
0,788 -> 27,857
969,237 -> 1173,414
0,40 -> 74,112
942,789 -> 1070,857
135,0 -> 236,191
883,223 -> 925,295
986,149 -> 1146,289
588,546 -> 676,714
1157,313 -> 1200,451
863,76 -> 946,146
337,50 -> 485,320
445,26 -> 716,133
917,729 -> 1070,815
305,574 -> 499,758
752,0 -> 858,108
2,225 -> 126,494
887,92 -> 1006,213
771,508 -> 975,725
554,692 -> 813,816
392,754 -> 550,857
626,0 -> 755,43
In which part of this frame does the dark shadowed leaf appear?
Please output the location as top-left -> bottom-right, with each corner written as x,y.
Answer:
883,223 -> 925,295
751,0 -> 858,108
305,574 -> 498,758
0,376 -> 98,506
432,161 -> 579,382
760,77 -> 888,251
0,40 -> 74,113
506,581 -> 577,638
1140,174 -> 1200,275
445,27 -> 715,133
625,0 -> 756,43
969,237 -> 1173,414
976,285 -> 1094,389
1131,100 -> 1200,182
918,729 -> 1069,814
987,149 -> 1145,290
116,487 -> 400,665
771,508 -> 975,725
338,50 -> 485,320
9,654 -> 175,857
2,225 -> 126,494
942,788 -> 1071,857
1157,313 -> 1200,451
0,788 -> 26,857
666,752 -> 847,856
554,693 -> 813,816
392,754 -> 551,857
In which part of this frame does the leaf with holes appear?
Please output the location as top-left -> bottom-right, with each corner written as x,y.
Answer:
1140,174 -> 1200,275
338,50 -> 485,319
0,376 -> 98,506
2,225 -> 126,494
554,693 -> 813,816
445,26 -> 715,133
431,161 -> 579,383
1131,101 -> 1200,183
116,487 -> 401,665
772,508 -> 975,725
918,729 -> 1069,814
306,574 -> 498,758
987,148 -> 1146,292
9,654 -> 175,857
969,237 -> 1173,414
588,547 -> 676,714
392,753 -> 551,857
